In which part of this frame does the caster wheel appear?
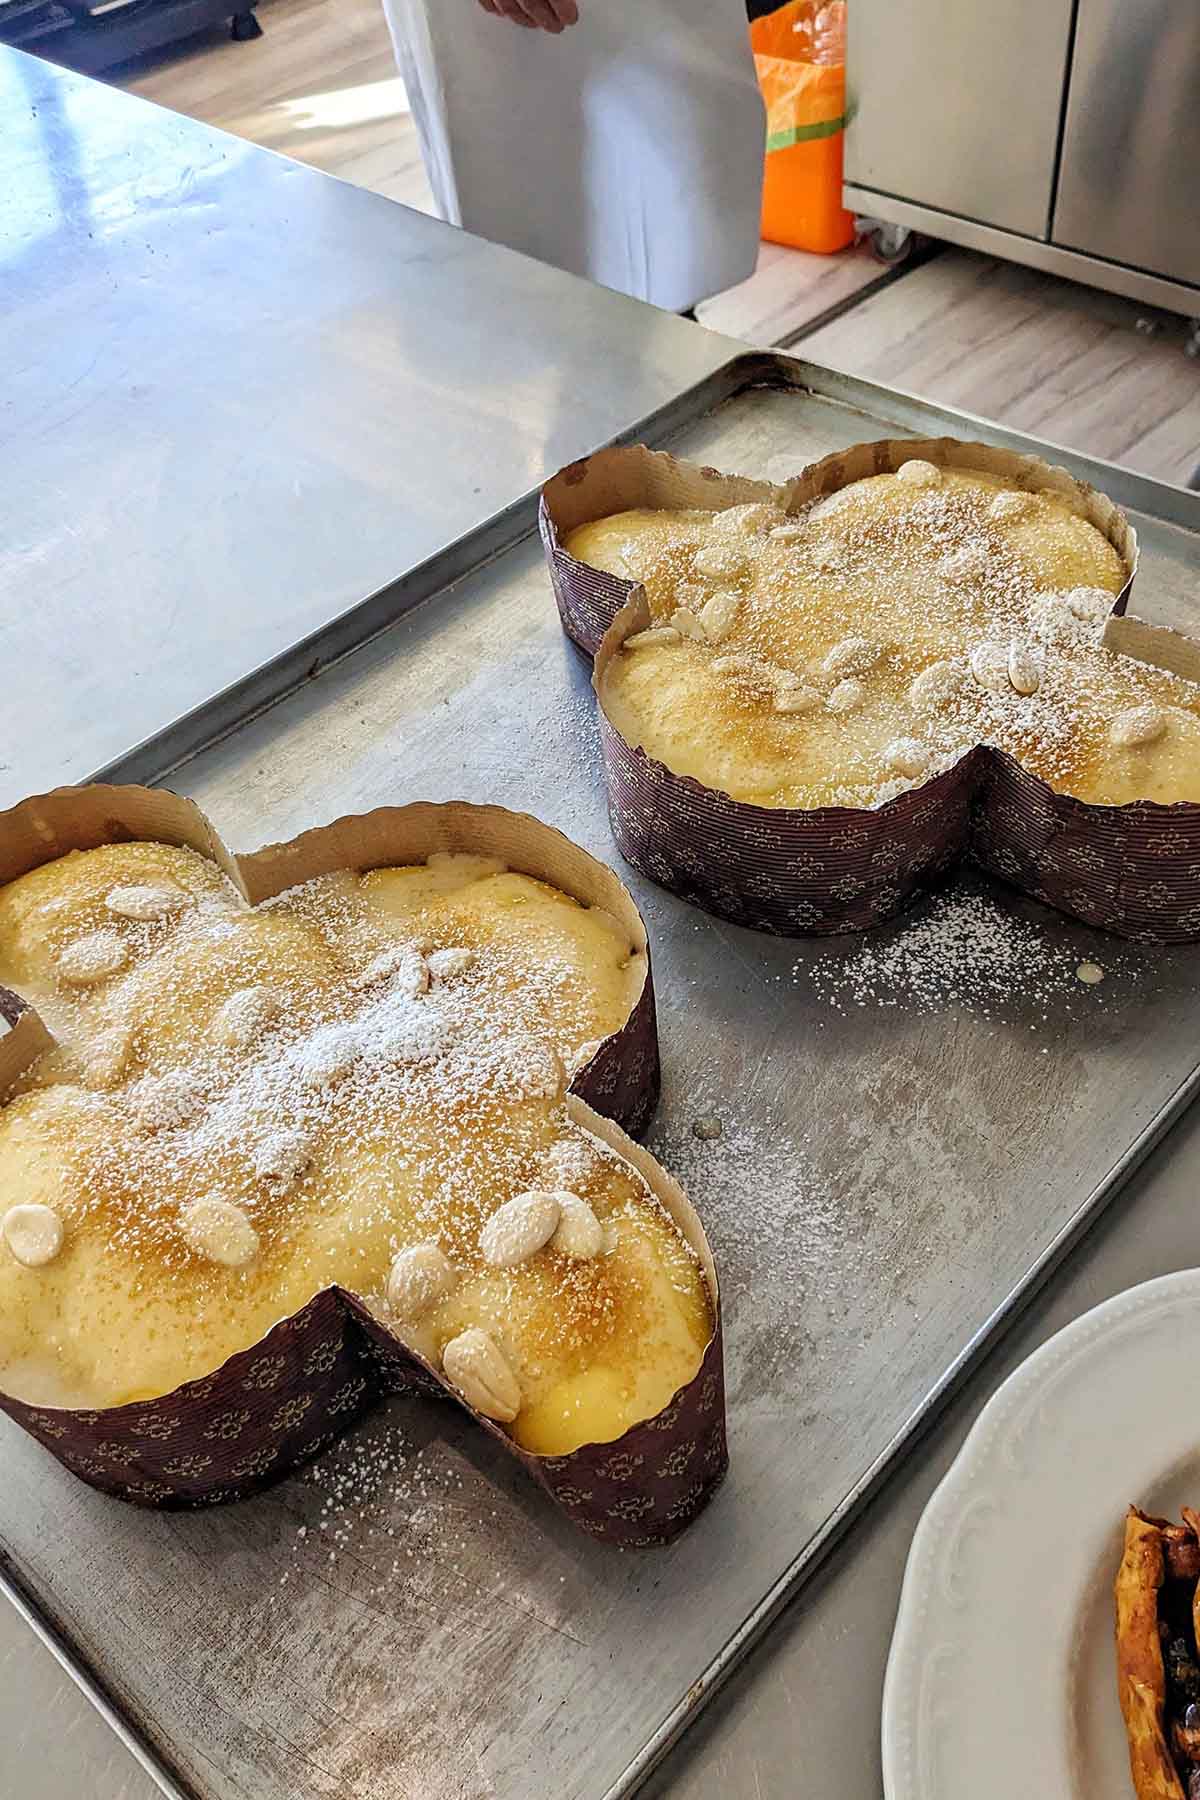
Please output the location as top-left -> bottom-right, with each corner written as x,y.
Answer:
231,10 -> 262,39
867,222 -> 914,265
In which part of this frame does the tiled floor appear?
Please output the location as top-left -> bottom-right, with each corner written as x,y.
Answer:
694,238 -> 899,348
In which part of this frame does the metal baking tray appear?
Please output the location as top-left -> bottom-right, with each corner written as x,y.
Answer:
5,352 -> 1200,1800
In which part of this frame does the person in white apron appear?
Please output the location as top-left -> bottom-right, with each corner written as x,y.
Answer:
383,0 -> 765,313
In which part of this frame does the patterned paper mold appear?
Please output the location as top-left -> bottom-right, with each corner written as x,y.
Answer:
594,588 -> 978,936
538,436 -> 1200,944
539,435 -> 1138,657
0,785 -> 725,1545
540,445 -> 788,658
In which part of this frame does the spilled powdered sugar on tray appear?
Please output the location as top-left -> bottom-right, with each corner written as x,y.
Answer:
648,1100 -> 938,1398
801,885 -> 1131,1020
273,1416 -> 476,1601
537,675 -> 606,839
648,1107 -> 851,1315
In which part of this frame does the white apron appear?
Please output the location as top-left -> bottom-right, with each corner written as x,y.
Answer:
383,0 -> 765,312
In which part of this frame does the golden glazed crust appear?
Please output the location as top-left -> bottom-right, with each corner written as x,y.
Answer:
570,469 -> 1200,812
0,841 -> 711,1454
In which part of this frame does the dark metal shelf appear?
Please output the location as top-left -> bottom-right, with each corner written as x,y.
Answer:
0,0 -> 259,74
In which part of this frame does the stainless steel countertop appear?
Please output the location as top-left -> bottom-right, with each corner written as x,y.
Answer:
0,47 -> 735,807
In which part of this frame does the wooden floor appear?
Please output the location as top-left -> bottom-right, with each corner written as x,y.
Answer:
122,0 -> 433,213
803,249 -> 1200,488
695,238 -> 899,349
118,0 -> 1200,487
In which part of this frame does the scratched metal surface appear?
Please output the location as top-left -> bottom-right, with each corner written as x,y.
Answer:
0,47 -> 737,811
4,374 -> 1200,1800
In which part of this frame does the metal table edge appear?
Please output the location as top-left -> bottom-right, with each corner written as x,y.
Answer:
91,348 -> 1200,798
0,1555 -> 187,1799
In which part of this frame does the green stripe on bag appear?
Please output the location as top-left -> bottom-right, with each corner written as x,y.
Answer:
765,114 -> 846,152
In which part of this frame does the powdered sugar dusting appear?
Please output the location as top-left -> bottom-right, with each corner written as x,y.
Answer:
64,881 -> 622,1273
804,888 -> 1128,1019
593,469 -> 1200,813
648,1109 -> 845,1312
273,1416 -> 474,1600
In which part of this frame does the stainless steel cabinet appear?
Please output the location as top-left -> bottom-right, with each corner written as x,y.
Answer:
845,0 -> 1200,317
1054,0 -> 1200,290
845,0 -> 1076,238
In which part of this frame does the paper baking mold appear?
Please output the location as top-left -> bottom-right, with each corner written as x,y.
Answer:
539,437 -> 1200,944
0,785 -> 725,1545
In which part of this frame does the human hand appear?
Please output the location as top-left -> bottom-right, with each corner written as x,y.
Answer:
477,0 -> 579,31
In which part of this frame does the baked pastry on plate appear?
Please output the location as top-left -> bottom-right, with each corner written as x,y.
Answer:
1116,1506 -> 1200,1800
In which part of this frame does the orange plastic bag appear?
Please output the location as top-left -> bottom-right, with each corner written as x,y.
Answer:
751,0 -> 855,254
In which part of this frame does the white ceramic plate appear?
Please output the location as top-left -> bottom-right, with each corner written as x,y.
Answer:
883,1269 -> 1200,1800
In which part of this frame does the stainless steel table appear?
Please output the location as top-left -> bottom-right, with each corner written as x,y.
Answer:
0,47 -> 735,806
4,45 -> 1200,1800
0,47 -> 733,1797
